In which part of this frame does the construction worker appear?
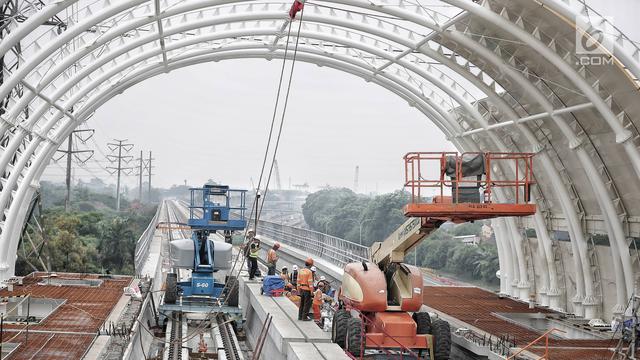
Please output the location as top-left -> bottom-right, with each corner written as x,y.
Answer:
297,257 -> 314,321
243,233 -> 258,272
312,282 -> 328,321
267,242 -> 281,275
248,237 -> 261,280
281,266 -> 291,288
310,265 -> 317,286
290,265 -> 299,288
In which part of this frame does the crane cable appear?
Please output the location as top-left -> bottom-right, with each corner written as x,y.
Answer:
243,20 -> 294,237
245,6 -> 306,235
172,7 -> 307,343
257,7 -> 306,221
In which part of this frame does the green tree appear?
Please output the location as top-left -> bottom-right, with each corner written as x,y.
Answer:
446,245 -> 482,275
98,217 -> 135,274
473,245 -> 500,284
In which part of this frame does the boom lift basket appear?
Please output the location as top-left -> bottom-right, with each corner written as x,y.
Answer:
403,152 -> 536,222
188,184 -> 247,231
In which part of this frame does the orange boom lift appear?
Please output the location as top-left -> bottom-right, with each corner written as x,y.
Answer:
331,152 -> 536,359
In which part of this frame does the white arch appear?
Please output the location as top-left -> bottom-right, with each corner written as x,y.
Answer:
0,0 -> 638,321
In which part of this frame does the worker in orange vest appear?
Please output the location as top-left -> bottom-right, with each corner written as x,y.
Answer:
312,282 -> 328,321
266,242 -> 281,275
297,257 -> 314,321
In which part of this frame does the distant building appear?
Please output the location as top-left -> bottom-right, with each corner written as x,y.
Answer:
481,224 -> 493,240
454,234 -> 480,246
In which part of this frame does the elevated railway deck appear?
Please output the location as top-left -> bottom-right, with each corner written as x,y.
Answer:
0,199 -> 613,360
254,222 -> 623,360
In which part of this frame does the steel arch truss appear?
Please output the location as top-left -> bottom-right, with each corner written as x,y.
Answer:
1,0 -> 640,321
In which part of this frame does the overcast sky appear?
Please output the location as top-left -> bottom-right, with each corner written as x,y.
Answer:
40,0 -> 639,195
47,59 -> 452,194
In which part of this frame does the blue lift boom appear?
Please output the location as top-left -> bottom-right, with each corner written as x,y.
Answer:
164,184 -> 247,306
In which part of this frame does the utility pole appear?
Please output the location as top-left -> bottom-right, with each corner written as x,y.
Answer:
137,151 -> 143,201
54,129 -> 94,212
147,151 -> 154,202
106,139 -> 134,211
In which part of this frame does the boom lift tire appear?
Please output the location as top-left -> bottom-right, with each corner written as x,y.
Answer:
331,309 -> 350,347
345,317 -> 364,357
413,311 -> 432,334
165,273 -> 178,304
225,275 -> 239,307
432,319 -> 452,360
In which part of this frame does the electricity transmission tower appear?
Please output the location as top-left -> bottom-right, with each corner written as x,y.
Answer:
106,139 -> 134,211
54,129 -> 94,211
136,150 -> 154,203
146,151 -> 154,202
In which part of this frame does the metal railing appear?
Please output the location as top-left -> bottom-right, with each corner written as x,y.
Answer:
134,204 -> 163,274
254,220 -> 370,268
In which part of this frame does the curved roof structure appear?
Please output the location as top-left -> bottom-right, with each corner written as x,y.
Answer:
1,0 -> 639,321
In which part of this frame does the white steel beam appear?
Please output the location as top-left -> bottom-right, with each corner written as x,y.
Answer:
459,102 -> 594,137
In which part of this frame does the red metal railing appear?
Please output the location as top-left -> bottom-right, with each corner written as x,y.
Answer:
403,152 -> 535,205
506,328 -> 566,359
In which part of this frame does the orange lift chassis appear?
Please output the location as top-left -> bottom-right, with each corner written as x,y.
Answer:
331,152 -> 537,360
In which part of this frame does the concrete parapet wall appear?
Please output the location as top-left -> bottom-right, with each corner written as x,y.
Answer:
122,294 -> 156,360
239,275 -> 347,360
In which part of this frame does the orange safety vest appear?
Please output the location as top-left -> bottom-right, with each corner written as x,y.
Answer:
297,268 -> 313,291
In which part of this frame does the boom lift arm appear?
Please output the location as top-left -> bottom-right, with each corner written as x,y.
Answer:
370,217 -> 441,268
333,152 -> 537,358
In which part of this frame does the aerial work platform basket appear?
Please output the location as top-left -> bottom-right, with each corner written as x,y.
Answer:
187,184 -> 247,231
403,152 -> 536,222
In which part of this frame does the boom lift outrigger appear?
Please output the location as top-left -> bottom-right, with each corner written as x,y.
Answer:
332,152 -> 536,359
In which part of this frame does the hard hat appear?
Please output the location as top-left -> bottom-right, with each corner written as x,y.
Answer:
320,276 -> 326,281
274,242 -> 281,248
305,257 -> 314,266
311,266 -> 317,272
292,265 -> 299,271
282,266 -> 288,270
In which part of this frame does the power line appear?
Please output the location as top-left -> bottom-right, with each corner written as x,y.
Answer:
137,150 -> 143,201
134,150 -> 154,203
106,139 -> 134,211
146,151 -> 154,202
53,129 -> 95,211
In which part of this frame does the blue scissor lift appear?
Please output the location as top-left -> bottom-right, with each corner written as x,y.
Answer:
163,184 -> 247,312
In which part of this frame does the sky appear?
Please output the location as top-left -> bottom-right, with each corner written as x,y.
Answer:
39,0 -> 639,195
42,59 -> 452,194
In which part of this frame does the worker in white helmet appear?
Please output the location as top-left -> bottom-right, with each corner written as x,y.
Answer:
310,266 -> 317,286
290,265 -> 299,289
